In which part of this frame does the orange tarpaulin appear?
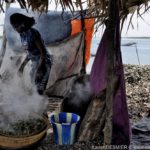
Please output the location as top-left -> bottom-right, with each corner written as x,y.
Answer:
71,18 -> 95,64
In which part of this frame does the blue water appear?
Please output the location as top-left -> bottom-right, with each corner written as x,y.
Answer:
0,37 -> 150,73
121,38 -> 150,65
86,37 -> 150,73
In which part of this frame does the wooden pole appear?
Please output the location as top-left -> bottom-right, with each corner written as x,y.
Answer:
0,31 -> 7,68
104,0 -> 119,145
78,0 -> 86,75
0,2 -> 10,68
77,0 -> 120,146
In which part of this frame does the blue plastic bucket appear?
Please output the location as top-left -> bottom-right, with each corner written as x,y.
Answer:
50,112 -> 80,145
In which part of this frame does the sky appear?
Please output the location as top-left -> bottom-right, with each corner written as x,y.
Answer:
0,2 -> 150,37
121,12 -> 150,37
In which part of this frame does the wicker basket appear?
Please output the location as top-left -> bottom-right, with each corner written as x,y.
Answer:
0,116 -> 49,149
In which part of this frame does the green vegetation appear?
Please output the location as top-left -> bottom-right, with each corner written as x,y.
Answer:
0,117 -> 46,136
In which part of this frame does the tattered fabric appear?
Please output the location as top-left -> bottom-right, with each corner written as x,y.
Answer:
90,6 -> 130,149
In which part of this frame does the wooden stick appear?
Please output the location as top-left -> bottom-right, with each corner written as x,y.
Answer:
0,2 -> 10,68
0,30 -> 7,68
103,0 -> 119,145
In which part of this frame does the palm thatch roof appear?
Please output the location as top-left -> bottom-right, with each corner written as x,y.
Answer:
0,0 -> 150,28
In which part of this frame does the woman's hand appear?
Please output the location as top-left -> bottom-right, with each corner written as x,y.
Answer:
35,70 -> 43,83
17,55 -> 29,77
35,62 -> 47,83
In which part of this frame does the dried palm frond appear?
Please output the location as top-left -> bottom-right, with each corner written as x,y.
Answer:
27,0 -> 49,12
0,0 -> 150,29
17,0 -> 26,9
121,0 -> 150,32
0,0 -> 5,13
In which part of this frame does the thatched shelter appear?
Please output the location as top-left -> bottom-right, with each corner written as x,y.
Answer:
0,0 -> 150,149
1,0 -> 150,26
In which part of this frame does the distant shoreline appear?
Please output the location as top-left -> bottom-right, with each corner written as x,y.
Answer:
122,37 -> 150,39
0,35 -> 150,39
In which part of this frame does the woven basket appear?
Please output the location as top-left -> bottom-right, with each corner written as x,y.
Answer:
0,116 -> 49,149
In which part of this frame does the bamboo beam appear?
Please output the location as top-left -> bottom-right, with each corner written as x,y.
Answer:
0,2 -> 10,68
0,30 -> 7,68
77,0 -> 120,144
78,0 -> 86,75
103,0 -> 119,145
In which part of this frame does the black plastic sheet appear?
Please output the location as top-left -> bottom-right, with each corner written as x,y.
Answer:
130,118 -> 150,150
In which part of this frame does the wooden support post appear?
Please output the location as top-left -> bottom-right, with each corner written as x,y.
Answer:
78,0 -> 86,75
0,2 -> 10,68
103,0 -> 119,145
0,30 -> 7,68
77,0 -> 120,146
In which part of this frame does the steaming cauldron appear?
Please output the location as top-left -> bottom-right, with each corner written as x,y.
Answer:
0,114 -> 49,149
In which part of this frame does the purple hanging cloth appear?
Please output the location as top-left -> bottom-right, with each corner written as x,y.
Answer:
112,0 -> 131,146
90,29 -> 107,95
90,4 -> 130,147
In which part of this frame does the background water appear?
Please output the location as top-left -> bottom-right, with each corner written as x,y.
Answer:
0,36 -> 150,73
87,37 -> 150,73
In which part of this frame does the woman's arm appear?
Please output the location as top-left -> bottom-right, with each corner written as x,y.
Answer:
18,55 -> 30,76
32,29 -> 47,81
32,29 -> 47,64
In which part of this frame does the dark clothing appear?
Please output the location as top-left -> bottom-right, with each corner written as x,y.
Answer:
20,28 -> 52,93
20,28 -> 51,63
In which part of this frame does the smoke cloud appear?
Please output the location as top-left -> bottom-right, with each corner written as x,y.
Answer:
61,76 -> 93,120
69,81 -> 92,107
0,47 -> 48,130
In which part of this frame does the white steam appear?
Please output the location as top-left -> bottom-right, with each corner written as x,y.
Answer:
69,81 -> 92,107
0,48 -> 48,129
